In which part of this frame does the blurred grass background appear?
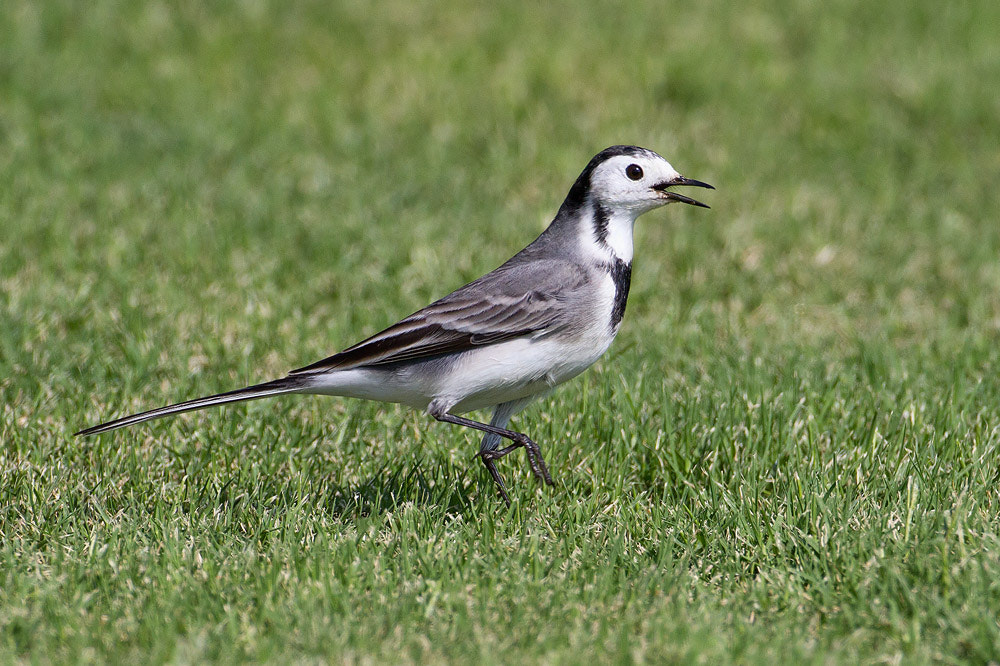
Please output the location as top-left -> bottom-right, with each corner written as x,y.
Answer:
2,0 -> 1000,662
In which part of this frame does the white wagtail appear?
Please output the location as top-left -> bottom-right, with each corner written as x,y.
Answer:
77,145 -> 713,505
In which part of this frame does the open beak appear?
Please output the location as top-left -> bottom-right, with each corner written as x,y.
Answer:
652,176 -> 715,209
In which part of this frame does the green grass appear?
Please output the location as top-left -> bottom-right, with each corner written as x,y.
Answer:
3,0 -> 1000,662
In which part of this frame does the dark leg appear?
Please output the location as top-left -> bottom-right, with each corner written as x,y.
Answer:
430,410 -> 554,505
434,413 -> 553,485
480,448 -> 512,506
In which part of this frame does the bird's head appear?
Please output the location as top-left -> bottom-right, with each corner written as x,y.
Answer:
580,145 -> 714,215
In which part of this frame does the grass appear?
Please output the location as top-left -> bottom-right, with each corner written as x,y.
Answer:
2,0 -> 1000,662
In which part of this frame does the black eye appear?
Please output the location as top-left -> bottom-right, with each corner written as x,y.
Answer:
625,164 -> 643,181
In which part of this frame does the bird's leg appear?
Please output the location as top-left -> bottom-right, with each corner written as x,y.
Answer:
460,415 -> 553,486
477,426 -> 512,504
430,410 -> 554,505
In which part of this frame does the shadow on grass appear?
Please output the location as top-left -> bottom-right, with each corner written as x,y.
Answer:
315,458 -> 484,517
183,455 -> 495,523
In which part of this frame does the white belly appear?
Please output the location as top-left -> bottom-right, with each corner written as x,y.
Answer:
305,329 -> 615,412
439,329 -> 615,413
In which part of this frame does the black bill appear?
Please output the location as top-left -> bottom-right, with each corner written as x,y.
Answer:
652,175 -> 715,209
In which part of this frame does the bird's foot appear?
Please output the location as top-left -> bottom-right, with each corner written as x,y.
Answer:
479,438 -> 554,488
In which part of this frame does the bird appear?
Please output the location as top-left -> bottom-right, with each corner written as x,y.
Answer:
76,145 -> 713,505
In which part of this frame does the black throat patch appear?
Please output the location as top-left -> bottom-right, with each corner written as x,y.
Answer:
607,258 -> 632,329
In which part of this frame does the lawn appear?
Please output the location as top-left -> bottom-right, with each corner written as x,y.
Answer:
2,0 -> 1000,662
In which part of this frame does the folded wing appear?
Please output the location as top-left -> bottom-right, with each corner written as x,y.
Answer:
291,259 -> 588,373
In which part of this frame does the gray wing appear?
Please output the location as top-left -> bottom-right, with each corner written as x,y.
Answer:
291,259 -> 590,373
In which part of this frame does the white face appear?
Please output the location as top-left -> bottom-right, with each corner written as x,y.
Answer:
588,152 -> 685,214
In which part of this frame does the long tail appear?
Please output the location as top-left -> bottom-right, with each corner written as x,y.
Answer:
74,376 -> 311,437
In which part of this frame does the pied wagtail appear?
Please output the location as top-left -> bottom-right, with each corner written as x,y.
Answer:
76,145 -> 713,505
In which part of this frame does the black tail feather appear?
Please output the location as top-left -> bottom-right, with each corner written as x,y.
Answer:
74,376 -> 309,437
